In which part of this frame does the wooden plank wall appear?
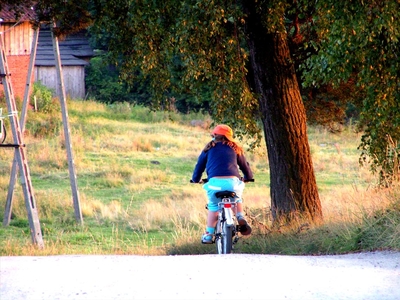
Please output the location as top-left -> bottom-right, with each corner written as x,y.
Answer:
35,66 -> 86,99
0,22 -> 33,55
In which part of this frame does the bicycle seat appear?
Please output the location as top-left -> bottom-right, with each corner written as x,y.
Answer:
215,191 -> 236,199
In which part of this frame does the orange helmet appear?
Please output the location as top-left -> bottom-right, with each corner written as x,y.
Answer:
212,124 -> 234,142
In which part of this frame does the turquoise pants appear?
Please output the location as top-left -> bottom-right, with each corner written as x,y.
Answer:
203,177 -> 244,212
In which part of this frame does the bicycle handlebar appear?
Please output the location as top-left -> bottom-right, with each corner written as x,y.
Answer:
243,178 -> 255,183
190,178 -> 254,184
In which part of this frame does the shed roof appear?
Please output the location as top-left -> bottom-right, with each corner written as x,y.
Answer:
35,26 -> 94,67
0,4 -> 35,22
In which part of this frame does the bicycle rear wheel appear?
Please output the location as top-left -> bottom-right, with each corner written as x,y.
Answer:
215,220 -> 233,254
222,223 -> 233,254
215,220 -> 223,254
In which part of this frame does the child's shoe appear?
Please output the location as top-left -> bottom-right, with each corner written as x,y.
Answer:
201,232 -> 214,244
237,217 -> 252,235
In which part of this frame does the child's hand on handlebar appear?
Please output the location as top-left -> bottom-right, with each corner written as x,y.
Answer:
190,179 -> 208,184
240,177 -> 255,183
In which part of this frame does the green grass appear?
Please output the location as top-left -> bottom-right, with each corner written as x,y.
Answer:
0,99 -> 399,256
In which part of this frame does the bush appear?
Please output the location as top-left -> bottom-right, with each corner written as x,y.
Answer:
31,82 -> 58,113
25,83 -> 61,138
85,56 -> 138,103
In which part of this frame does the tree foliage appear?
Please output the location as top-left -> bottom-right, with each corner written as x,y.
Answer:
301,0 -> 400,184
85,55 -> 136,103
89,0 -> 261,143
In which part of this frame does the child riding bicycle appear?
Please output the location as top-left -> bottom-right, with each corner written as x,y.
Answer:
191,124 -> 254,244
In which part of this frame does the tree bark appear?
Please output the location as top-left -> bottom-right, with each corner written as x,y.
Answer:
245,7 -> 323,223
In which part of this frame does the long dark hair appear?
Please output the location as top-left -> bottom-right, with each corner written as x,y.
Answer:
203,135 -> 243,155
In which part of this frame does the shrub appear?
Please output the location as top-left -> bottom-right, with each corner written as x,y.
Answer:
26,83 -> 61,138
31,82 -> 58,113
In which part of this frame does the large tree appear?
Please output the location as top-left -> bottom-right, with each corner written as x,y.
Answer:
89,0 -> 323,223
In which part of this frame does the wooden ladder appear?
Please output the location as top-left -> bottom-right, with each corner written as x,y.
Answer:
0,35 -> 44,248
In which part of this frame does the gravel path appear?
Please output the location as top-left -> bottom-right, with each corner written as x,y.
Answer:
1,251 -> 399,300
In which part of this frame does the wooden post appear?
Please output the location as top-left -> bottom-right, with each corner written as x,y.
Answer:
0,33 -> 44,248
51,22 -> 83,225
4,29 -> 39,226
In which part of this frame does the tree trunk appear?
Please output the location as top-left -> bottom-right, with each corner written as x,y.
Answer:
245,8 -> 323,223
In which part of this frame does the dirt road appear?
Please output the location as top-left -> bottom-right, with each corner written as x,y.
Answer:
1,251 -> 399,299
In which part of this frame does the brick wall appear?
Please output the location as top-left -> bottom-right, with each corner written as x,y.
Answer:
0,55 -> 32,101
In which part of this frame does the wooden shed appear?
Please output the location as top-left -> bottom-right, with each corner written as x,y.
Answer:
35,26 -> 94,99
0,6 -> 93,100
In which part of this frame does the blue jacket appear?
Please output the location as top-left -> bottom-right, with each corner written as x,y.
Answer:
191,142 -> 253,182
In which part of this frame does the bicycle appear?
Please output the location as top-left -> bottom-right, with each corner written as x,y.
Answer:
192,178 -> 254,254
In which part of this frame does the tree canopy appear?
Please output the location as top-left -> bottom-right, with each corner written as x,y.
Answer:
301,1 -> 400,184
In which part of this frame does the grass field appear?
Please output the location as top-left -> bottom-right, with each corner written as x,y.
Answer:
0,100 -> 399,255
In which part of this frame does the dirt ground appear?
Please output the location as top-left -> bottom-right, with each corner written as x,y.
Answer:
1,251 -> 399,300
